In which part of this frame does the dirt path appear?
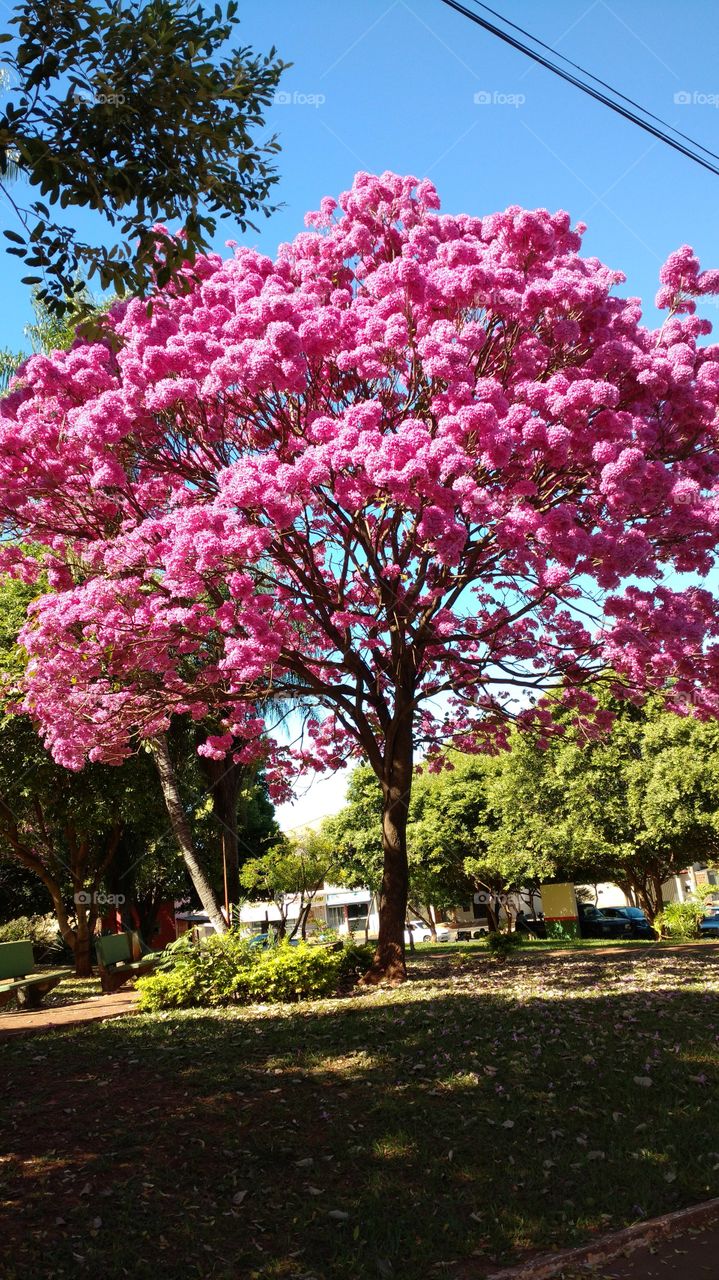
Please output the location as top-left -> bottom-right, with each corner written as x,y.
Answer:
0,989 -> 139,1037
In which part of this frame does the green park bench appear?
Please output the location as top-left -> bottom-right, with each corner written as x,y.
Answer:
95,931 -> 163,994
0,940 -> 72,1010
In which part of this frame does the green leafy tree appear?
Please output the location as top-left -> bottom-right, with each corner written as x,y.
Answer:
488,693 -> 719,921
0,858 -> 50,920
0,704 -> 162,974
239,830 -> 335,940
0,0 -> 285,314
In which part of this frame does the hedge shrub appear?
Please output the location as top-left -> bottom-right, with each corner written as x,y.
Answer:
0,914 -> 58,947
136,934 -> 373,1011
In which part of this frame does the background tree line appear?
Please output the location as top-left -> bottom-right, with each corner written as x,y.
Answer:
325,688 -> 719,929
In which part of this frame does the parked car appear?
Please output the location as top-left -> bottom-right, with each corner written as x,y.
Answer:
577,903 -> 633,940
404,920 -> 450,944
599,906 -> 657,940
515,911 -> 547,939
699,907 -> 719,938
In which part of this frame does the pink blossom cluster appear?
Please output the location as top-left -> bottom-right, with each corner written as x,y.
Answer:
3,170 -> 719,784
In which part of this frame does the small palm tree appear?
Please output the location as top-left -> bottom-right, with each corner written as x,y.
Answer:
0,347 -> 23,393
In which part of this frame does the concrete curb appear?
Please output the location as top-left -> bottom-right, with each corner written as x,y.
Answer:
455,1196 -> 719,1280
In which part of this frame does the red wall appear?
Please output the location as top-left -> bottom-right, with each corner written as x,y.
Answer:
100,900 -> 176,948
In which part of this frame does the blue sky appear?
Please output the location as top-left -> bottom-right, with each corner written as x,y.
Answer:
2,0 -> 719,826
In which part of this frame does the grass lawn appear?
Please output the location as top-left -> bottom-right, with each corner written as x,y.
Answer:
1,945 -> 718,1280
43,975 -> 104,1007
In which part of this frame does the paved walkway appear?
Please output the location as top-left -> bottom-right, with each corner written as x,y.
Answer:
0,989 -> 139,1037
570,1217 -> 719,1278
587,1219 -> 719,1277
478,1199 -> 719,1280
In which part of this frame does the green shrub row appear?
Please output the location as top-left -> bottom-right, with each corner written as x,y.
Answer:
136,933 -> 374,1011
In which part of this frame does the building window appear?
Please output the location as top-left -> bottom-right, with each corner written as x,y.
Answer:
326,903 -> 369,932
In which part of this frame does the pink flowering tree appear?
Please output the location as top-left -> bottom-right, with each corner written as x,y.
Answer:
3,172 -> 719,979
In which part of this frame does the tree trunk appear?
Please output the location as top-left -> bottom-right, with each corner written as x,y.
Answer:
197,746 -> 244,913
634,869 -> 664,923
289,896 -> 306,941
409,901 -> 437,941
73,905 -> 94,977
276,902 -> 287,940
630,872 -> 660,923
364,710 -> 414,983
151,734 -> 227,934
428,906 -> 437,942
291,898 -> 313,941
649,870 -> 664,921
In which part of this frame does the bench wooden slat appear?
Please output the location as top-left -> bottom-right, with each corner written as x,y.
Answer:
0,969 -> 72,992
0,940 -> 35,980
95,931 -> 163,992
0,942 -> 73,1010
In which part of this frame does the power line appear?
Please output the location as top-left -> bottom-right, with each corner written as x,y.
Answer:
438,0 -> 719,178
470,0 -> 719,164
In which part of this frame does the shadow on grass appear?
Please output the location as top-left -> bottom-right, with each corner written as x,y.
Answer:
1,949 -> 718,1280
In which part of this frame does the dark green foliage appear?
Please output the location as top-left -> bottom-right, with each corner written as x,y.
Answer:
489,690 -> 719,917
0,858 -> 49,919
0,0 -> 285,314
0,911 -> 55,944
486,929 -> 523,955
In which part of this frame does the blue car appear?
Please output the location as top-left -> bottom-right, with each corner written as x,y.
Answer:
699,908 -> 719,938
577,903 -> 633,939
599,906 -> 657,940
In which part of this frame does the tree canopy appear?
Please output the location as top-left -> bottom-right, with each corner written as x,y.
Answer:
240,829 -> 335,939
0,0 -> 284,314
